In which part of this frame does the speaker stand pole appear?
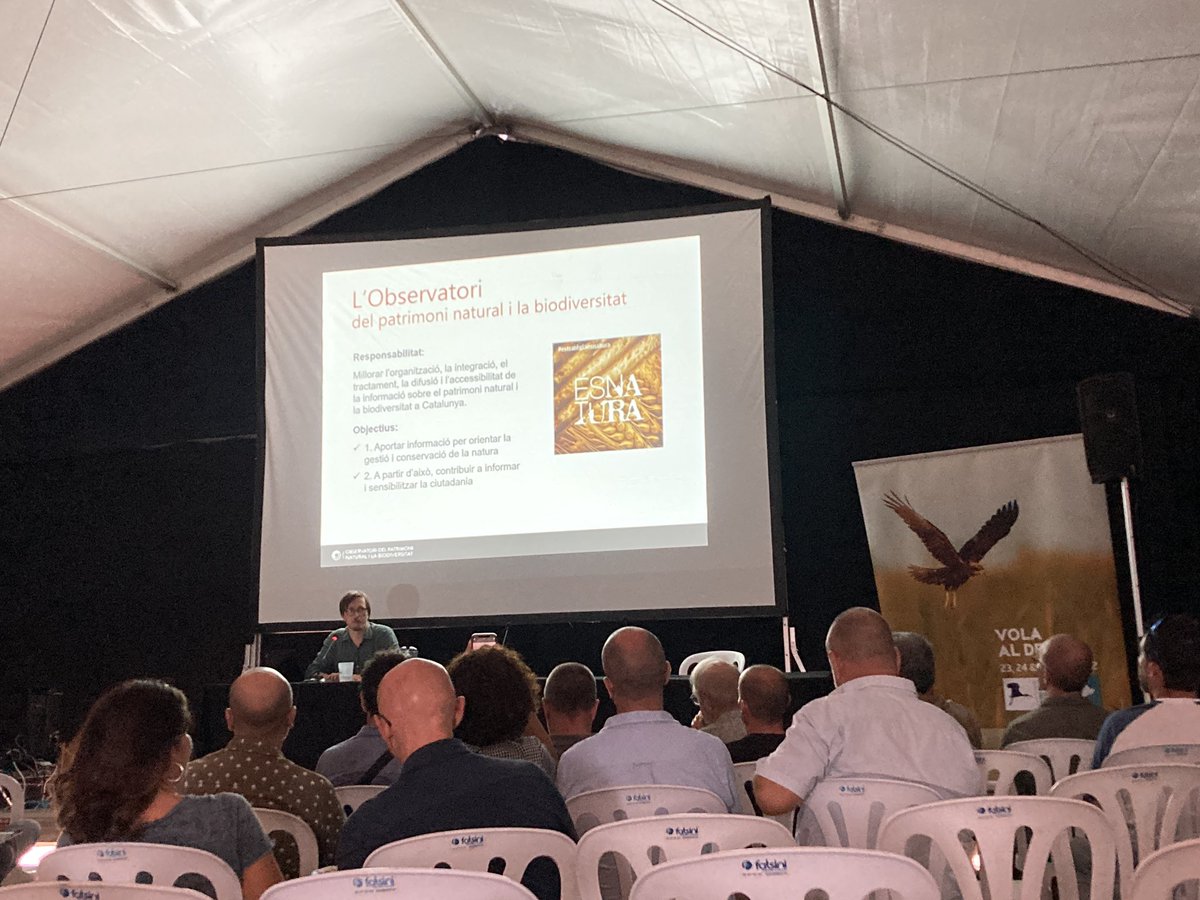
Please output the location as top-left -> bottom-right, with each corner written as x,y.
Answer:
781,616 -> 807,673
1119,476 -> 1146,638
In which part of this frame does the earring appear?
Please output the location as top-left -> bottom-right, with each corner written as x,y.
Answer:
165,761 -> 186,785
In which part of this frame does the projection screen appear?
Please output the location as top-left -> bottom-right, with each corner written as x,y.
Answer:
256,200 -> 784,626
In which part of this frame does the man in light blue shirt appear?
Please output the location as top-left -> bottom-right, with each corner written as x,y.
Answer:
556,627 -> 738,811
317,649 -> 406,786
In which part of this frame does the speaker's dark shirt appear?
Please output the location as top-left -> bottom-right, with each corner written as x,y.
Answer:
336,738 -> 575,899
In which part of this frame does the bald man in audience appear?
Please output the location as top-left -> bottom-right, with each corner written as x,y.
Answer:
755,608 -> 982,816
336,659 -> 573,899
556,626 -> 738,811
1001,634 -> 1108,746
689,659 -> 748,744
542,662 -> 600,755
184,667 -> 344,877
725,665 -> 789,763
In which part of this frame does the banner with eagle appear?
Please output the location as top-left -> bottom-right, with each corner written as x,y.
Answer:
853,434 -> 1130,730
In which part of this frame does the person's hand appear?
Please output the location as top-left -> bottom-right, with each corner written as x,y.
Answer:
320,672 -> 340,683
691,711 -> 706,729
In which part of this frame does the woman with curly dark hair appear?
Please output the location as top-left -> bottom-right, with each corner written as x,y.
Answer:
52,679 -> 282,900
447,644 -> 557,778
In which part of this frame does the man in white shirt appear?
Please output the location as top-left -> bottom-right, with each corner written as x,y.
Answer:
556,626 -> 738,811
1092,613 -> 1200,767
754,607 -> 983,816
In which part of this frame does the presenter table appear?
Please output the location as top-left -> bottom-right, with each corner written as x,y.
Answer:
197,672 -> 834,770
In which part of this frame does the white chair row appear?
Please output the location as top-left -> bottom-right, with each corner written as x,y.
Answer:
2,871 -> 540,900
30,763 -> 1200,900
28,800 -> 1200,900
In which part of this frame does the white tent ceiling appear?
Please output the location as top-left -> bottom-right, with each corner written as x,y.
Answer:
2,0 -> 1198,390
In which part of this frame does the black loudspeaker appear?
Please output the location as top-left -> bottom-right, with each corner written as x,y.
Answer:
1077,373 -> 1144,483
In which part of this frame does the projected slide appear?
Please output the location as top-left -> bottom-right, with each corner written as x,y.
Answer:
259,202 -> 781,624
319,238 -> 707,565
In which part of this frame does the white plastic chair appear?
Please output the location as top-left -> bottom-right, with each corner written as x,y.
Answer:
576,813 -> 793,900
363,828 -> 578,900
333,784 -> 385,818
0,774 -> 25,820
627,846 -> 940,900
1105,743 -> 1200,768
1129,836 -> 1200,900
566,785 -> 726,835
1006,738 -> 1096,783
0,883 -> 209,899
795,777 -> 944,849
877,795 -> 1116,900
37,844 -> 242,900
1051,762 -> 1200,895
975,749 -> 1053,795
252,808 -> 319,878
678,651 -> 746,676
260,867 -> 538,899
731,762 -> 795,832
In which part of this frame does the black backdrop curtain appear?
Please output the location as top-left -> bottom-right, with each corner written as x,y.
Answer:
1,138 -> 1197,745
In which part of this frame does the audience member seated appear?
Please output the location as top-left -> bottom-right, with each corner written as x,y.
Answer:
894,631 -> 983,748
447,644 -> 557,778
689,658 -> 748,744
183,668 -> 344,878
316,650 -> 406,786
304,591 -> 399,682
1002,634 -> 1108,746
335,659 -> 574,899
556,626 -> 738,811
725,664 -> 789,763
1093,613 -> 1200,767
52,679 -> 283,900
542,662 -> 599,756
755,608 -> 982,816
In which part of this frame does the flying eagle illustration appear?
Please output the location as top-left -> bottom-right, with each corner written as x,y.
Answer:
883,492 -> 1019,609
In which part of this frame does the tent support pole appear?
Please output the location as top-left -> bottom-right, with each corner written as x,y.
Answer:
805,0 -> 850,218
1120,476 -> 1145,638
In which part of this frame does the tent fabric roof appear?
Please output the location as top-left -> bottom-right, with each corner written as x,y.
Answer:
2,0 -> 1198,389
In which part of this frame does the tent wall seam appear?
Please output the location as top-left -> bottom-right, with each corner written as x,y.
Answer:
387,0 -> 494,128
0,133 -> 473,393
511,122 -> 1187,320
805,0 -> 851,219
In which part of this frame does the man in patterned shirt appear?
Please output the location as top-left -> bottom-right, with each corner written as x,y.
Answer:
183,667 -> 345,878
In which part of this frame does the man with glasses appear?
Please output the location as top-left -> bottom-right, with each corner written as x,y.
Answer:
1092,614 -> 1200,767
305,590 -> 400,682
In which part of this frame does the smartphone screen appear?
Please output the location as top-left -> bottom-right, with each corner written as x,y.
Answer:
469,632 -> 498,651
